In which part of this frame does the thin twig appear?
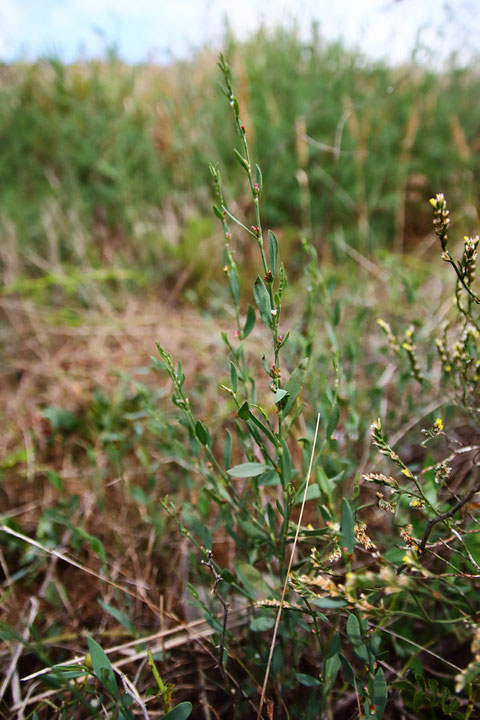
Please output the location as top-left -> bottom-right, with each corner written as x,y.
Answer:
0,598 -> 39,702
256,413 -> 321,720
115,668 -> 149,720
0,524 -> 158,613
396,483 -> 479,575
417,485 -> 479,555
369,622 -> 462,673
21,610 -> 248,682
201,551 -> 230,674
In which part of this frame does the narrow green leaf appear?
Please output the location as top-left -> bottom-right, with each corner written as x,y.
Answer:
267,503 -> 276,533
44,669 -> 86,682
233,148 -> 248,170
238,401 -> 250,420
261,354 -> 270,375
162,702 -> 193,720
414,674 -> 426,692
220,569 -> 237,585
295,672 -> 322,687
243,305 -> 256,338
341,498 -> 355,554
339,653 -> 355,686
282,358 -> 308,416
213,204 -> 223,220
247,414 -> 277,445
326,403 -> 339,440
258,471 -> 281,487
121,691 -> 133,709
223,430 -> 232,469
250,616 -> 275,632
230,361 -> 238,393
195,420 -> 210,446
87,636 -> 118,698
227,462 -> 270,478
229,268 -> 240,305
324,654 -> 341,689
254,276 -> 272,328
42,407 -> 79,433
346,614 -> 362,645
274,388 -> 288,404
294,483 -> 320,504
236,561 -> 271,596
346,614 -> 369,664
311,597 -> 347,608
441,685 -> 450,712
255,164 -> 263,193
428,678 -> 439,696
333,299 -> 341,326
412,689 -> 424,711
281,438 -> 292,485
392,681 -> 414,692
448,698 -> 460,713
327,633 -> 341,658
75,528 -> 106,566
373,668 -> 388,719
277,330 -> 290,349
97,600 -> 133,632
246,420 -> 261,445
268,230 -> 278,272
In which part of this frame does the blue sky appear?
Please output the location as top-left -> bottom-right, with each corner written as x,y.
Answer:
0,0 -> 478,65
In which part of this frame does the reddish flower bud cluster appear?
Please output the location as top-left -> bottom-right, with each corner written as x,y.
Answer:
264,270 -> 273,283
269,364 -> 281,379
250,225 -> 260,235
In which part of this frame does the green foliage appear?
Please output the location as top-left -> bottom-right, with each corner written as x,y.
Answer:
2,26 -> 480,288
152,55 -> 480,720
162,703 -> 193,720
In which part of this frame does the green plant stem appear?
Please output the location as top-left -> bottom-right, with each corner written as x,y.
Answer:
444,250 -> 480,304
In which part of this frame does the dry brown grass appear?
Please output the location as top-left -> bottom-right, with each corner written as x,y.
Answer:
0,291 -> 240,713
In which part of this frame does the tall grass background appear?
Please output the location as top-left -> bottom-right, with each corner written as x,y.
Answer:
1,24 -> 480,295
